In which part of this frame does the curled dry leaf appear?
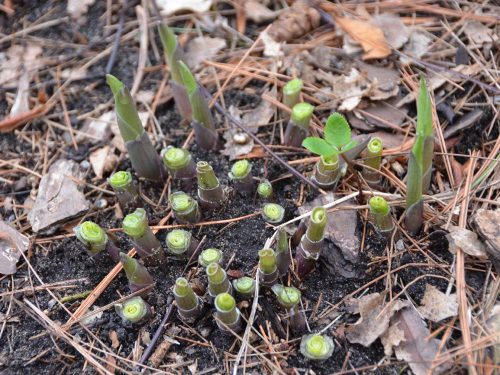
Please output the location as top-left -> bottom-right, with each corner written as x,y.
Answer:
157,0 -> 212,16
472,209 -> 500,270
185,37 -> 226,69
9,70 -> 31,118
268,0 -> 320,42
382,307 -> 450,375
27,159 -> 90,233
89,146 -> 117,179
464,21 -> 498,47
222,106 -> 254,160
446,225 -> 487,259
0,221 -> 29,275
244,0 -> 277,23
371,14 -> 409,50
345,292 -> 409,347
67,0 -> 96,24
76,111 -> 114,145
417,284 -> 458,322
335,16 -> 391,60
0,44 -> 43,86
400,30 -> 432,65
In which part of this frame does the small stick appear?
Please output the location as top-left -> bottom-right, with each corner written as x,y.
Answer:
105,0 -> 128,74
136,296 -> 176,369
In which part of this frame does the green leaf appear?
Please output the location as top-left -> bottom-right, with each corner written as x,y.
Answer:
302,137 -> 337,156
178,61 -> 197,95
417,75 -> 433,138
339,139 -> 358,153
324,113 -> 351,148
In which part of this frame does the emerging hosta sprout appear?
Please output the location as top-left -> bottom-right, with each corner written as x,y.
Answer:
108,171 -> 138,210
284,102 -> 314,147
161,147 -> 196,187
232,276 -> 255,299
214,292 -> 242,332
312,154 -> 340,190
106,75 -> 166,182
206,262 -> 231,299
258,248 -> 278,287
275,228 -> 290,276
196,161 -> 225,209
178,61 -> 219,150
173,277 -> 203,323
261,203 -> 285,224
119,253 -> 155,296
74,221 -> 120,261
158,23 -> 191,121
295,207 -> 327,279
369,196 -> 394,237
283,78 -> 303,109
257,180 -> 273,200
115,296 -> 151,324
300,334 -> 334,361
122,208 -> 164,265
271,284 -> 306,334
228,160 -> 254,196
166,229 -> 199,258
405,76 -> 434,235
170,191 -> 200,224
199,248 -> 223,268
363,137 -> 383,187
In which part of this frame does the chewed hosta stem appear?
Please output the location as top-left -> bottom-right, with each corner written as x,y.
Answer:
122,208 -> 164,265
74,221 -> 120,261
369,196 -> 394,237
115,296 -> 151,324
196,161 -> 225,209
228,160 -> 254,196
232,277 -> 255,299
271,284 -> 306,335
158,23 -> 191,121
119,253 -> 155,296
206,262 -> 231,299
300,334 -> 334,361
312,154 -> 340,190
284,102 -> 314,147
363,137 -> 383,187
283,78 -> 303,109
173,277 -> 203,323
295,206 -> 327,279
258,248 -> 278,287
106,74 -> 166,182
161,147 -> 196,188
214,292 -> 242,332
275,228 -> 290,276
178,61 -> 219,150
257,179 -> 273,201
108,171 -> 139,210
170,191 -> 200,223
166,229 -> 199,258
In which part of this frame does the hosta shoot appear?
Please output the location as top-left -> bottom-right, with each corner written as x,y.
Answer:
282,78 -> 303,109
214,292 -> 241,332
300,334 -> 334,360
119,253 -> 155,296
74,221 -> 120,261
228,159 -> 254,196
196,161 -> 225,208
369,196 -> 394,236
284,102 -> 315,147
108,171 -> 138,210
173,277 -> 203,322
115,296 -> 151,324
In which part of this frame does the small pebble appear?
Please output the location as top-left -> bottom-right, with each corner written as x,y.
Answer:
396,239 -> 405,251
80,160 -> 90,170
95,198 -> 108,209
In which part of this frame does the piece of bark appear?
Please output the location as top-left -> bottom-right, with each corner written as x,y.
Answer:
0,221 -> 29,275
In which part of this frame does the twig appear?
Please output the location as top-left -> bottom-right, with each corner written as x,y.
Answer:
136,296 -> 176,370
105,0 -> 128,74
130,5 -> 148,97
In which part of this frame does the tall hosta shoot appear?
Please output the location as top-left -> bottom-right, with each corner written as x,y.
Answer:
405,76 -> 434,235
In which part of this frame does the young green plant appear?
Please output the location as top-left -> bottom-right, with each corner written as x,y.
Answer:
166,229 -> 199,258
198,248 -> 223,268
173,277 -> 204,323
228,159 -> 254,196
282,78 -> 303,109
257,179 -> 273,201
108,171 -> 139,210
178,62 -> 219,150
258,248 -> 278,287
275,228 -> 290,276
295,206 -> 327,279
196,161 -> 225,209
284,102 -> 315,147
261,203 -> 285,224
206,262 -> 231,300
300,334 -> 334,361
122,208 -> 164,265
157,23 -> 191,121
271,284 -> 306,334
106,75 -> 166,182
302,113 -> 357,190
214,292 -> 242,332
119,253 -> 155,296
161,146 -> 196,188
115,296 -> 151,324
405,76 -> 434,235
369,196 -> 394,237
169,191 -> 200,223
232,276 -> 255,299
363,137 -> 383,187
74,221 -> 120,261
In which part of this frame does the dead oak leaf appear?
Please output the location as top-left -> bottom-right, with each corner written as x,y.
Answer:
335,17 -> 391,60
417,284 -> 458,322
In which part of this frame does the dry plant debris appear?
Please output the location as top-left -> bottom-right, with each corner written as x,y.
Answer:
0,0 -> 499,374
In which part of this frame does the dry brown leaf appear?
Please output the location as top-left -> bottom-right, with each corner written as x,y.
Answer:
472,209 -> 500,269
383,307 -> 450,375
371,14 -> 409,49
244,0 -> 277,23
417,284 -> 458,322
464,21 -> 498,46
446,225 -> 488,259
185,37 -> 226,69
9,71 -> 31,118
400,30 -> 432,65
0,220 -> 29,275
104,354 -> 117,374
345,292 -> 409,346
157,0 -> 212,16
0,44 -> 43,85
109,330 -> 120,349
268,1 -> 320,42
67,0 -> 96,24
335,17 -> 391,60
